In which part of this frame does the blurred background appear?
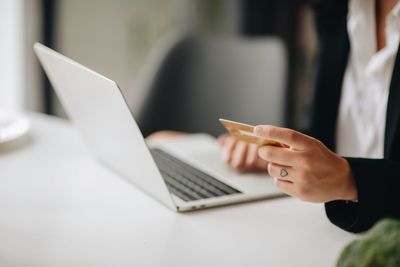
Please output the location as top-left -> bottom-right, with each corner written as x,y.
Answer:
0,0 -> 318,137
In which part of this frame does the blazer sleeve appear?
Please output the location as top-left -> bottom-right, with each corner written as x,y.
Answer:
325,157 -> 400,233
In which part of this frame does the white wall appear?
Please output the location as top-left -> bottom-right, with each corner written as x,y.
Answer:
0,0 -> 42,112
0,0 -> 25,111
56,0 -> 195,115
54,0 -> 241,117
24,0 -> 43,112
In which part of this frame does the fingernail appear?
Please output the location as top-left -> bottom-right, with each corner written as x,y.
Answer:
254,126 -> 263,135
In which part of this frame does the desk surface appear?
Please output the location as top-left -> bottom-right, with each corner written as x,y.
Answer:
0,113 -> 356,267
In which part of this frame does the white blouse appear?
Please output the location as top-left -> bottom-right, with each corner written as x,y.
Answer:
336,0 -> 400,158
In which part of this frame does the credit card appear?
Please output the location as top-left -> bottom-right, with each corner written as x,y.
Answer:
219,118 -> 283,147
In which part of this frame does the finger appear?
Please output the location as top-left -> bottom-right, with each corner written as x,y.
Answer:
245,144 -> 259,168
231,142 -> 248,170
222,137 -> 238,163
273,178 -> 296,196
255,158 -> 269,172
268,162 -> 294,182
246,144 -> 269,171
254,125 -> 313,150
146,131 -> 187,143
218,134 -> 229,146
258,145 -> 299,167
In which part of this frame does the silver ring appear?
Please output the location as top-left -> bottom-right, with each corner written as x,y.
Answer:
280,169 -> 288,177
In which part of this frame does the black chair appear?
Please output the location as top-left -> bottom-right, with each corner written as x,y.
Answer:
130,32 -> 288,137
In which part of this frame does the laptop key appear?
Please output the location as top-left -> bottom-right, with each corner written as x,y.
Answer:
152,152 -> 225,197
156,152 -> 235,195
155,160 -> 217,197
162,173 -> 204,200
150,148 -> 241,202
167,185 -> 192,202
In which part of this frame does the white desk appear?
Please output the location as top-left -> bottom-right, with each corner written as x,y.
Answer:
0,113 -> 356,267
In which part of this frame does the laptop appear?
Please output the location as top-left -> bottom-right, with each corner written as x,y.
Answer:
34,43 -> 284,211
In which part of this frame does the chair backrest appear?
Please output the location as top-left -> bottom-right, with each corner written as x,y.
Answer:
133,33 -> 288,137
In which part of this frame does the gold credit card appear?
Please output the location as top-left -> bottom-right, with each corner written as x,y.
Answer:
219,118 -> 283,147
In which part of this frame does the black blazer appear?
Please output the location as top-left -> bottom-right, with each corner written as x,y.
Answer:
310,0 -> 400,233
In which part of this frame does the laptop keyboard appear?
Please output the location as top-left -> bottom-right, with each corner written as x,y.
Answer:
150,148 -> 241,202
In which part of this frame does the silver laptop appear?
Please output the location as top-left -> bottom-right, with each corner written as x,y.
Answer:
34,43 -> 284,211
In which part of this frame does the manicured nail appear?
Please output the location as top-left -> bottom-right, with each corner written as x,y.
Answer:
254,126 -> 263,135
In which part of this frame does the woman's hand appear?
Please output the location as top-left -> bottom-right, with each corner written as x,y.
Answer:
253,125 -> 358,203
218,134 -> 268,173
146,131 -> 187,144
